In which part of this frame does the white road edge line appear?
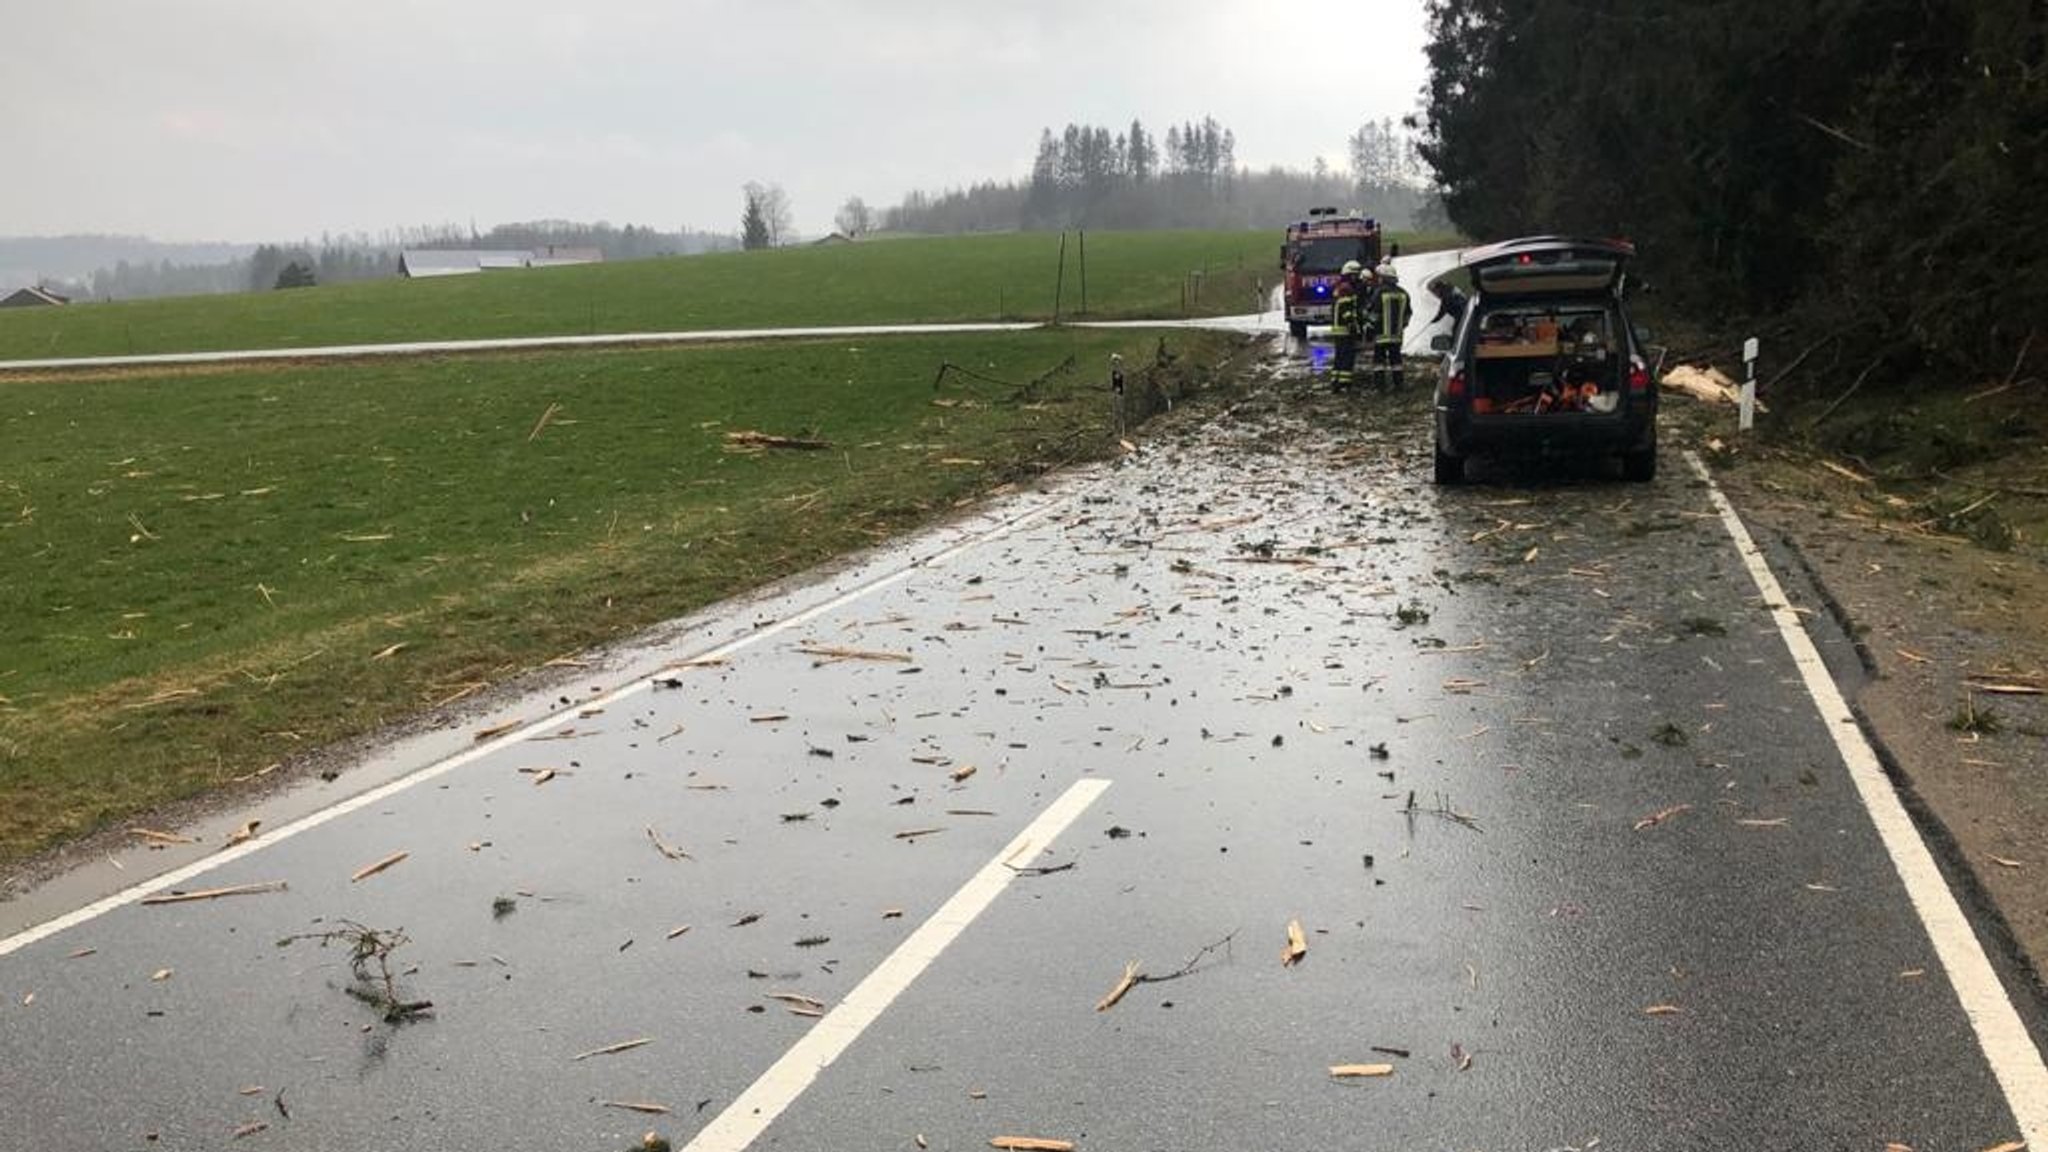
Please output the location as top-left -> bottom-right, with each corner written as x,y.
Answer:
682,778 -> 1113,1152
0,490 -> 1071,959
1687,450 -> 2047,1141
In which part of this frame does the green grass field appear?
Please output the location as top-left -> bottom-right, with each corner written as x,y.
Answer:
0,328 -> 1244,862
0,228 -> 1457,361
0,231 -> 1284,360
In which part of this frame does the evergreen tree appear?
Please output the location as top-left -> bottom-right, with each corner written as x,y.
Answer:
740,186 -> 771,250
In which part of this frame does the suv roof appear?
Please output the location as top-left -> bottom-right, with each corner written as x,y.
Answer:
1462,236 -> 1635,299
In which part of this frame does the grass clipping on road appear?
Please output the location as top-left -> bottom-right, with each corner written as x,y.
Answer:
0,328 -> 1245,866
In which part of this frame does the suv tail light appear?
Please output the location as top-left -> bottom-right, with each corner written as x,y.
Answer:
1628,356 -> 1650,394
1447,370 -> 1467,401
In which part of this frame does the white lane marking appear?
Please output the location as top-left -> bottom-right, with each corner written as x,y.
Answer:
0,322 -> 1046,372
683,778 -> 1112,1152
1688,451 -> 2047,1141
0,491 -> 1070,958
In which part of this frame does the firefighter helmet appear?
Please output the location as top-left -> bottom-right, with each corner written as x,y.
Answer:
1340,260 -> 1363,277
1376,262 -> 1399,282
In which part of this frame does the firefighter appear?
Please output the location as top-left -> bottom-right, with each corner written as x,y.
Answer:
1371,262 -> 1410,391
1327,259 -> 1366,392
1427,279 -> 1470,331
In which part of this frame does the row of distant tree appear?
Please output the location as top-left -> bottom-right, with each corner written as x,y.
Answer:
38,221 -> 739,302
1416,0 -> 2043,390
826,116 -> 1440,238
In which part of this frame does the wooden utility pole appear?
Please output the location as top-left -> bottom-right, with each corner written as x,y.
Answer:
1053,232 -> 1067,325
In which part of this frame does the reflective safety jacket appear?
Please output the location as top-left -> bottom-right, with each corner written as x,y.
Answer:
1330,283 -> 1361,338
1376,287 -> 1411,345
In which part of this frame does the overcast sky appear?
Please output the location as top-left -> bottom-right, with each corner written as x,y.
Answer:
2,1 -> 1430,243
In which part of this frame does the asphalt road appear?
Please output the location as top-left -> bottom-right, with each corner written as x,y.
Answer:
4,341 -> 2043,1151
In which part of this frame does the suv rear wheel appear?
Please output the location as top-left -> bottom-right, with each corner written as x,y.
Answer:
1433,443 -> 1465,485
1622,441 -> 1657,483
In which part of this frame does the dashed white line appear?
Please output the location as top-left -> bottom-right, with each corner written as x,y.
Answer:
1688,450 -> 2046,1142
681,778 -> 1113,1152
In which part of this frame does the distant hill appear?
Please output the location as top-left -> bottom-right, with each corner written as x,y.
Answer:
0,235 -> 254,293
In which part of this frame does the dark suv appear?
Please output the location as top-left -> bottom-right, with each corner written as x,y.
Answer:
1429,236 -> 1657,484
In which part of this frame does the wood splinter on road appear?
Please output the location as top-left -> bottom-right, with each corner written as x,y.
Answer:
570,1037 -> 653,1062
1281,919 -> 1308,967
989,1139 -> 1076,1151
350,851 -> 409,883
141,881 -> 288,906
128,827 -> 198,846
1634,804 -> 1692,832
1329,1064 -> 1395,1079
1096,960 -> 1141,1012
646,827 -> 692,861
797,644 -> 912,664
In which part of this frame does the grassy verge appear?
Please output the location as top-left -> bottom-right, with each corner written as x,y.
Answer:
0,229 -> 1447,361
0,328 -> 1246,863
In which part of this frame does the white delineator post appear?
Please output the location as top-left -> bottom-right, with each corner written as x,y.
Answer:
1740,336 -> 1759,431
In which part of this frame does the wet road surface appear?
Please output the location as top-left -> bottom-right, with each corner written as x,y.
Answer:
5,337 -> 2042,1150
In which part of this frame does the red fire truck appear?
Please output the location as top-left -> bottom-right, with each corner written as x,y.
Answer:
1281,208 -> 1384,338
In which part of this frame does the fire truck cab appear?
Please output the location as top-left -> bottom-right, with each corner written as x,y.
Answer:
1281,208 -> 1384,338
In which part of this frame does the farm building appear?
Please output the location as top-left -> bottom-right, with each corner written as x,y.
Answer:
0,286 -> 70,308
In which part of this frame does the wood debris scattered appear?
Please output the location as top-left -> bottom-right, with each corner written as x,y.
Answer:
1329,1064 -> 1395,1079
1819,459 -> 1873,484
1096,961 -> 1141,1013
1965,681 -> 2043,696
350,851 -> 409,883
1643,1004 -> 1684,1016
950,764 -> 978,783
1281,919 -> 1308,967
797,644 -> 912,664
128,827 -> 197,846
1094,932 -> 1236,1012
231,1122 -> 269,1141
726,430 -> 832,452
666,925 -> 692,940
989,1139 -> 1075,1152
598,1100 -> 672,1115
571,1037 -> 653,1062
895,827 -> 945,840
141,881 -> 288,906
1634,804 -> 1692,832
369,642 -> 408,660
474,718 -> 523,741
646,828 -> 692,861
527,401 -> 563,442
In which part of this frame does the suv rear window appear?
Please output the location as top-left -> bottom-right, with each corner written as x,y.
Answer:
1476,256 -> 1621,296
1468,304 -> 1623,414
